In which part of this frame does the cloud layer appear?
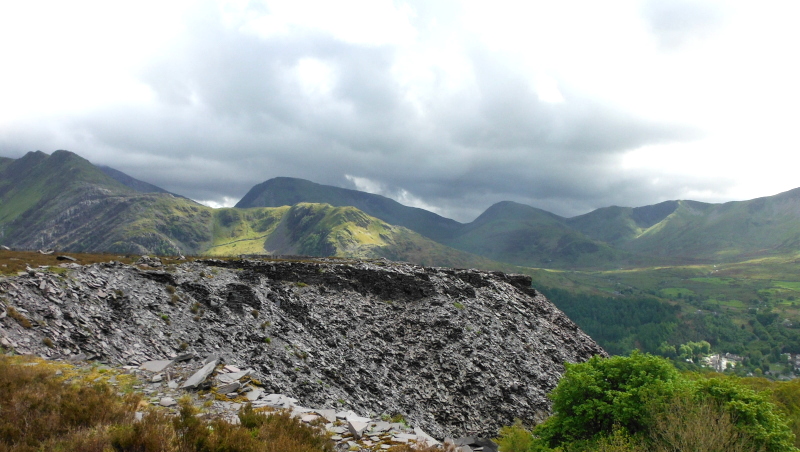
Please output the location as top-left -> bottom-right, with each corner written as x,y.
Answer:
2,1 -> 799,221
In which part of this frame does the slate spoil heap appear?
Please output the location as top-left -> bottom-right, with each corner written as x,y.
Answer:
0,256 -> 605,441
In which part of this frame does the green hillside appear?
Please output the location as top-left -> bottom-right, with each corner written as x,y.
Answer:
0,151 -> 504,270
206,203 -> 505,269
235,177 -> 461,241
442,201 -> 629,268
566,201 -> 680,245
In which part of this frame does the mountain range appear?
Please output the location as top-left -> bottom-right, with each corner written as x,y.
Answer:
2,150 -> 799,270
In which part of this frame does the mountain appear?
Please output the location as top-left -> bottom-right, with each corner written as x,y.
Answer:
237,176 -> 800,269
566,191 -> 800,263
0,150 -> 213,254
235,177 -> 461,241
565,201 -> 680,245
206,202 -> 504,269
235,178 -> 639,268
5,150 -> 800,271
97,165 -> 173,195
442,201 -> 628,268
0,151 -> 502,270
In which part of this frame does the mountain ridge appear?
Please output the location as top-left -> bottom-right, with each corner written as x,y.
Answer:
0,151 -> 505,271
239,175 -> 800,268
3,149 -> 800,270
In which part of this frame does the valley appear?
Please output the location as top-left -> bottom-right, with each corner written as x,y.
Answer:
2,149 -> 800,378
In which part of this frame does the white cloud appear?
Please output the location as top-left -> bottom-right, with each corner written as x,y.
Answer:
196,196 -> 240,209
2,0 -> 800,221
346,175 -> 445,215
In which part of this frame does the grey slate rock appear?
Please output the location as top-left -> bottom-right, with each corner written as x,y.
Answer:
181,359 -> 218,389
159,397 -> 178,407
245,388 -> 263,401
217,381 -> 240,394
348,420 -> 369,439
0,257 -> 605,438
140,360 -> 173,372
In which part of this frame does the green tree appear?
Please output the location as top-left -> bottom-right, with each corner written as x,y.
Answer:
520,353 -> 798,452
534,351 -> 681,446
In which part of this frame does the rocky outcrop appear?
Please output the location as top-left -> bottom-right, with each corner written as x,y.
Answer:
0,257 -> 605,438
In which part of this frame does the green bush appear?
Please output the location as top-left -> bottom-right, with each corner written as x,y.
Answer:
497,352 -> 798,452
535,351 -> 682,445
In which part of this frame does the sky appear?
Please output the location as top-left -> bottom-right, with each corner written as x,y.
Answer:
1,0 -> 799,222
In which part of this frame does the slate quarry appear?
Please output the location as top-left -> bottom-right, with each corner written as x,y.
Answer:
0,256 -> 605,438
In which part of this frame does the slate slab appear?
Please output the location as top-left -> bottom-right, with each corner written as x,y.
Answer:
139,360 -> 173,372
181,359 -> 218,389
348,420 -> 369,439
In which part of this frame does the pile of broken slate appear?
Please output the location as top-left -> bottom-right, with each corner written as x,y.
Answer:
130,352 -> 498,452
0,256 -> 605,448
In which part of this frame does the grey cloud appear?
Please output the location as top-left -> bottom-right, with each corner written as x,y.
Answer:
1,1 -> 713,222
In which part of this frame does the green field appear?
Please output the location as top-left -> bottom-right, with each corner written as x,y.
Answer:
526,254 -> 800,378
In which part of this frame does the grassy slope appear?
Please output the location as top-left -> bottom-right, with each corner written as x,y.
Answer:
444,201 -> 630,269
565,201 -> 680,245
229,176 -> 800,270
207,203 -> 509,270
568,191 -> 800,266
235,177 -> 462,241
624,192 -> 800,262
0,154 -> 502,268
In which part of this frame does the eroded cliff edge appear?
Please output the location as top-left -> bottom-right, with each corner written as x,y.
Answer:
0,257 -> 605,438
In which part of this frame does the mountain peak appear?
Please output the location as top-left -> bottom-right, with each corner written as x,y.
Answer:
236,176 -> 461,241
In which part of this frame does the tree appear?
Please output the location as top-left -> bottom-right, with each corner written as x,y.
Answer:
522,352 -> 798,452
534,351 -> 681,446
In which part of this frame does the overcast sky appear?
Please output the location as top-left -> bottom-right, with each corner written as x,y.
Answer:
1,1 -> 799,222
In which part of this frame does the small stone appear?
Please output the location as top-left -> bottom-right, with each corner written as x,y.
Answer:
245,388 -> 263,401
159,397 -> 177,407
217,381 -> 240,394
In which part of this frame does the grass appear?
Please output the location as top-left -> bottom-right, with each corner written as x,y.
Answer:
0,249 -> 193,276
4,306 -> 32,329
0,355 -> 334,452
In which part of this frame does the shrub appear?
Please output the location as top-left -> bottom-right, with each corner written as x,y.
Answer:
645,391 -> 761,452
0,356 -> 336,452
0,355 -> 139,449
505,352 -> 799,452
6,306 -> 32,329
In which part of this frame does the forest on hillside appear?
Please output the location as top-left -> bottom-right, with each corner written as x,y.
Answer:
544,286 -> 800,377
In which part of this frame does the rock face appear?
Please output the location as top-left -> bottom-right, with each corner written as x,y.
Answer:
0,257 -> 605,438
